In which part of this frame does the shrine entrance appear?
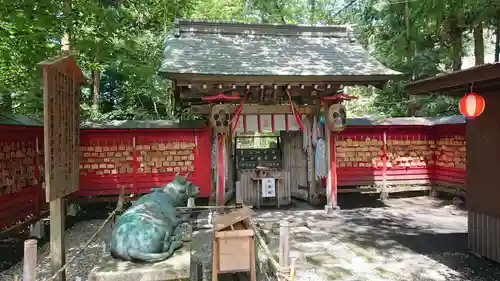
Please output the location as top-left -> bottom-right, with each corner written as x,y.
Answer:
159,20 -> 401,210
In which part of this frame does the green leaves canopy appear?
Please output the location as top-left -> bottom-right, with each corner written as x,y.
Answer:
1,0 -> 498,119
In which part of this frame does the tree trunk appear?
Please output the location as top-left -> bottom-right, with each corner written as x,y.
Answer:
404,0 -> 416,117
450,22 -> 463,71
404,0 -> 411,61
309,0 -> 316,24
92,44 -> 101,107
0,92 -> 12,113
61,0 -> 72,51
473,22 -> 484,65
92,69 -> 100,107
495,20 -> 500,62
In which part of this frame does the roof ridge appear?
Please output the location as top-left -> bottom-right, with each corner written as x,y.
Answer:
174,20 -> 350,38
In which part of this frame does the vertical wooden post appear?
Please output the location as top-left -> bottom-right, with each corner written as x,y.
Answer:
381,132 -> 388,201
279,221 -> 290,268
331,133 -> 338,209
289,258 -> 297,281
23,239 -> 37,281
324,103 -> 331,211
216,134 -> 226,207
308,104 -> 318,202
132,136 -> 138,195
226,132 -> 234,201
324,102 -> 338,212
50,198 -> 66,281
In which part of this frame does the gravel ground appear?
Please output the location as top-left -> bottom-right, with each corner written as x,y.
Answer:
0,219 -> 108,281
4,194 -> 500,281
253,194 -> 500,281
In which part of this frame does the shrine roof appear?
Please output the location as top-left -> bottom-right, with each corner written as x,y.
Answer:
159,20 -> 401,79
347,115 -> 465,126
0,113 -> 43,127
80,119 -> 207,130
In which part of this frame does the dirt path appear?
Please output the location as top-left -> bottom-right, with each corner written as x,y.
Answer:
253,195 -> 500,281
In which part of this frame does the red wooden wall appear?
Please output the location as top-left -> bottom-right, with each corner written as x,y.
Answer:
0,119 -> 466,234
75,127 -> 212,199
336,123 -> 465,189
0,125 -> 45,230
432,124 -> 466,189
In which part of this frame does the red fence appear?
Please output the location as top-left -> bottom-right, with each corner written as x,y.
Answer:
75,126 -> 212,199
0,119 -> 212,234
336,117 -> 466,192
0,124 -> 45,231
0,115 -> 466,234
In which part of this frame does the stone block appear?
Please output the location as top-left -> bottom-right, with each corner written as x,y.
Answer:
88,243 -> 191,281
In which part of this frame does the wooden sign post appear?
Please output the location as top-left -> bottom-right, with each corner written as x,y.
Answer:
39,53 -> 86,281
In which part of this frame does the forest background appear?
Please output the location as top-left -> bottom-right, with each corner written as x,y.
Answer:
1,0 -> 499,121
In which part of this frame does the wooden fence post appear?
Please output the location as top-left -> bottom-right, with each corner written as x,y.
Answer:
23,239 -> 37,281
279,221 -> 290,268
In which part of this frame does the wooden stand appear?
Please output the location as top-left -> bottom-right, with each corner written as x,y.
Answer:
212,207 -> 256,281
239,170 -> 291,208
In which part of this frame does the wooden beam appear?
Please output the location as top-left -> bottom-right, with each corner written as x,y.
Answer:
179,85 -> 340,96
50,198 -> 66,281
406,63 -> 500,95
177,82 -> 345,88
164,73 -> 398,84
178,85 -> 345,106
191,104 -> 313,115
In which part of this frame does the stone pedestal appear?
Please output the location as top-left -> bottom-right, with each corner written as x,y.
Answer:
88,243 -> 191,281
324,204 -> 340,214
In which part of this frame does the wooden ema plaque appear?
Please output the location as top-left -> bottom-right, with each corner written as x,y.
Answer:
79,140 -> 196,175
0,140 -> 41,195
41,54 -> 85,201
212,207 -> 256,281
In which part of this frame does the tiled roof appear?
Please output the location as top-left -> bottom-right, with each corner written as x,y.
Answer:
80,120 -> 206,129
347,115 -> 465,126
0,113 -> 43,127
159,20 -> 401,77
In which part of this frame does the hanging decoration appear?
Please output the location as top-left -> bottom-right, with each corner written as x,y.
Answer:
302,117 -> 310,152
327,103 -> 347,132
459,92 -> 485,119
321,89 -> 358,132
202,94 -> 240,135
315,138 -> 326,179
210,104 -> 232,135
285,89 -> 305,132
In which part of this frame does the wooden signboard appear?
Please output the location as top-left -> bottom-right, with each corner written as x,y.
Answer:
40,53 -> 85,201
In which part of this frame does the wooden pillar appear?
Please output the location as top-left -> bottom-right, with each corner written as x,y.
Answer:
226,133 -> 233,201
308,104 -> 318,202
50,198 -> 66,281
380,131 -> 388,201
324,103 -> 338,212
23,239 -> 37,281
216,134 -> 226,207
279,221 -> 290,267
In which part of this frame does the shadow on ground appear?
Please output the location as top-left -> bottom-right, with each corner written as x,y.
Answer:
254,195 -> 500,281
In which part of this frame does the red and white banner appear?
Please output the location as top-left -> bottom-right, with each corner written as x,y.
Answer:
234,114 -> 301,133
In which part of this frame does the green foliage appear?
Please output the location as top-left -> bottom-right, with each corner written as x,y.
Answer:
0,0 -> 497,119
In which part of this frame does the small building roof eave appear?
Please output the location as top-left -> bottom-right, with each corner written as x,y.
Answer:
159,72 -> 401,88
406,63 -> 500,96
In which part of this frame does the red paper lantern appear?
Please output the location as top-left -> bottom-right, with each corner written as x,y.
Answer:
459,92 -> 485,119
